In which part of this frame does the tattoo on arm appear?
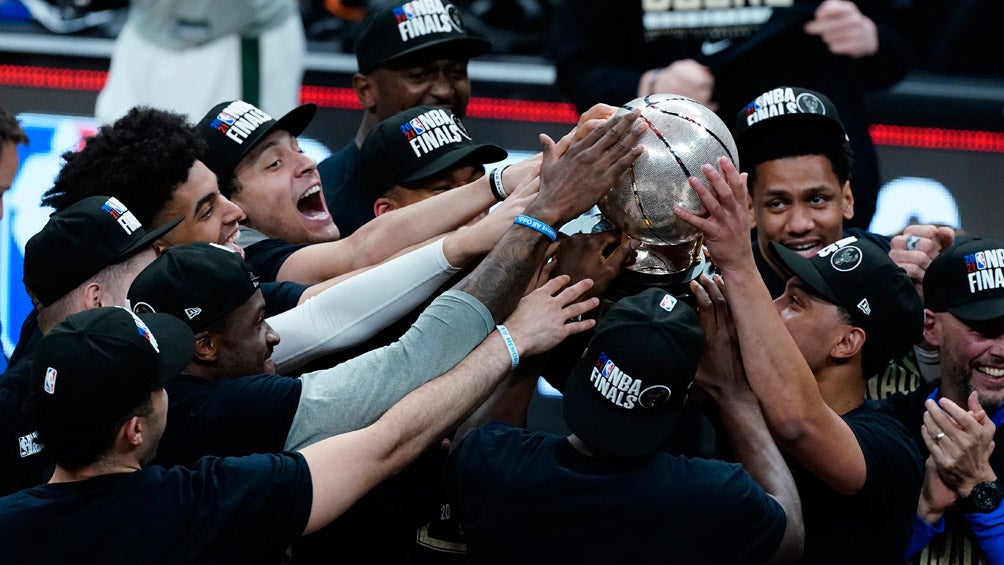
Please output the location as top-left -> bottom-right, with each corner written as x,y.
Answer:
456,226 -> 551,321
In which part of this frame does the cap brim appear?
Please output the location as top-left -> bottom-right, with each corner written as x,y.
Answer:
949,300 -> 1004,323
117,215 -> 183,260
137,312 -> 195,385
768,242 -> 840,303
562,352 -> 682,459
400,143 -> 508,184
274,103 -> 316,138
377,36 -> 492,71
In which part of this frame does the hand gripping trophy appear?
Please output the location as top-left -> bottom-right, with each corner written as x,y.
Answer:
597,93 -> 739,301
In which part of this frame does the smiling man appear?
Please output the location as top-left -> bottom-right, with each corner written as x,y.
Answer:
319,0 -> 492,236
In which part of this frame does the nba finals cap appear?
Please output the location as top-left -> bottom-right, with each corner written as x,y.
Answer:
31,307 -> 194,427
769,236 -> 924,369
360,105 -> 507,202
24,195 -> 181,307
924,238 -> 1004,323
562,287 -> 704,459
734,86 -> 847,150
355,1 -> 492,74
128,242 -> 260,332
196,100 -> 316,186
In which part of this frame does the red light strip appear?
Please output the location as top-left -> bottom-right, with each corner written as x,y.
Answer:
3,64 -> 1003,152
869,124 -> 1004,153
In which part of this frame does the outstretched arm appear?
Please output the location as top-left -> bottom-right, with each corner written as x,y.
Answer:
675,158 -> 867,495
692,274 -> 804,564
298,276 -> 599,534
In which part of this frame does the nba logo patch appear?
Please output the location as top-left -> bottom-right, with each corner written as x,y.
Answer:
100,196 -> 128,220
409,118 -> 426,134
976,252 -> 987,270
43,367 -> 57,394
659,294 -> 677,312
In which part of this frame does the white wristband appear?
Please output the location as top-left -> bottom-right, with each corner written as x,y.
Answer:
496,324 -> 519,370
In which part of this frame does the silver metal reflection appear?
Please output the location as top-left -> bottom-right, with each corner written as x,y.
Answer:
599,93 -> 739,274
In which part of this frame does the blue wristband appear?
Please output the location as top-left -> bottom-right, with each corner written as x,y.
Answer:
496,324 -> 519,370
513,214 -> 557,242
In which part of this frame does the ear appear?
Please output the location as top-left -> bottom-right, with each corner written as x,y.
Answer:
119,415 -> 145,448
841,181 -> 855,221
831,325 -> 866,362
193,331 -> 220,363
81,282 -> 103,309
923,309 -> 941,349
152,237 -> 170,255
373,196 -> 396,217
354,73 -> 378,111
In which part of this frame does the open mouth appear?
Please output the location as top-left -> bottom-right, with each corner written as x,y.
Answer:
297,185 -> 330,222
784,241 -> 820,257
222,228 -> 245,259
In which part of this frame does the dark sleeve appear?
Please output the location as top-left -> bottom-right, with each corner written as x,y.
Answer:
551,0 -> 649,112
243,238 -> 309,283
162,375 -> 303,465
848,0 -> 916,90
183,452 -> 313,555
261,281 -> 307,317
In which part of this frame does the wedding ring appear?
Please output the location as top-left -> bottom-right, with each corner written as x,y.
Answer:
934,431 -> 946,441
906,235 -> 921,251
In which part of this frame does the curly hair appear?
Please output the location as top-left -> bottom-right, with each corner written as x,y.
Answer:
739,122 -> 852,194
42,107 -> 208,227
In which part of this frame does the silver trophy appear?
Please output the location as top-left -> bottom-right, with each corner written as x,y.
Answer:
598,94 -> 739,276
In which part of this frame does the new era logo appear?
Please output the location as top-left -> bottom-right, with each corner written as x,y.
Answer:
857,298 -> 871,316
185,307 -> 203,320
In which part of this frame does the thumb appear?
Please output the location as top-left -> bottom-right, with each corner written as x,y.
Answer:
540,133 -> 557,166
934,226 -> 956,251
607,238 -> 641,266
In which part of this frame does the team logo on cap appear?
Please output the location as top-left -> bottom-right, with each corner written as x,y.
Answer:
659,294 -> 677,312
830,246 -> 862,272
209,100 -> 273,145
744,87 -> 816,127
131,301 -> 155,315
101,196 -> 142,235
43,367 -> 57,395
129,311 -> 160,353
589,352 -> 644,410
638,385 -> 672,409
795,92 -> 826,115
964,247 -> 1004,294
393,1 -> 464,42
399,108 -> 471,158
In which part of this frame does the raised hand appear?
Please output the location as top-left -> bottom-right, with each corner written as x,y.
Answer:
673,157 -> 754,271
690,273 -> 751,401
804,0 -> 878,58
531,110 -> 646,227
502,275 -> 599,358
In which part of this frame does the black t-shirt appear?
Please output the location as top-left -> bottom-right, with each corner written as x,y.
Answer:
261,281 -> 307,318
794,400 -> 923,564
0,315 -> 48,497
155,373 -> 302,468
447,421 -> 786,563
0,452 -> 312,564
244,237 -> 309,284
318,141 -> 370,238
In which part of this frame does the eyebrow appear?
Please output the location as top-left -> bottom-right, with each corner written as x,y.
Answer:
243,137 -> 282,167
193,191 -> 218,217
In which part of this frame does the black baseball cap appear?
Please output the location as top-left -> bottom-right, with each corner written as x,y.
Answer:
925,238 -> 1004,323
196,100 -> 316,187
30,307 -> 194,427
128,242 -> 260,331
24,195 -> 181,307
562,288 -> 703,459
734,86 -> 847,151
769,236 -> 924,369
355,1 -> 492,74
360,105 -> 506,200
